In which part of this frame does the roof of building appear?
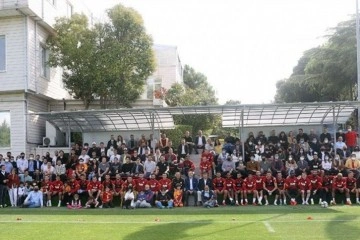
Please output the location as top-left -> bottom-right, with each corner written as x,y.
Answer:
31,101 -> 360,132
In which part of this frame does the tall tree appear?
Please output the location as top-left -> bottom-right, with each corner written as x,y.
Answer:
165,65 -> 219,133
275,17 -> 357,103
47,4 -> 155,109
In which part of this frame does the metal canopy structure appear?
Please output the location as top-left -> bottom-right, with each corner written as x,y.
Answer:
31,101 -> 360,133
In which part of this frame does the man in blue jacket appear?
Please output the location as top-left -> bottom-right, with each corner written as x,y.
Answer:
184,171 -> 199,206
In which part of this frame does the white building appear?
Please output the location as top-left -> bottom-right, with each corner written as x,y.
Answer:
0,0 -> 91,155
0,1 -> 183,155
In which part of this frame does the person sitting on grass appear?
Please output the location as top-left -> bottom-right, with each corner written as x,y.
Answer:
135,184 -> 153,208
123,185 -> 135,209
201,185 -> 217,208
155,187 -> 173,209
67,193 -> 82,209
22,185 -> 43,208
101,186 -> 114,208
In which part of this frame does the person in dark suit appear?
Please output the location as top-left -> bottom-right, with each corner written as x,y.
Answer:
107,135 -> 117,150
0,164 -> 9,207
177,138 -> 190,160
33,155 -> 43,173
184,171 -> 199,206
194,130 -> 206,154
131,158 -> 144,177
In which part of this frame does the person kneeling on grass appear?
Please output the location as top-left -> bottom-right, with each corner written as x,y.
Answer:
67,194 -> 82,209
22,185 -> 43,208
135,184 -> 153,208
156,187 -> 173,209
201,185 -> 216,208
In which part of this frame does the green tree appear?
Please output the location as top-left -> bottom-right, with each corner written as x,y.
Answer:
47,4 -> 155,109
0,120 -> 10,147
275,17 -> 357,103
164,65 -> 219,134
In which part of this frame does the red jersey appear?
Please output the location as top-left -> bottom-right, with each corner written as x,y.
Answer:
183,160 -> 195,171
158,178 -> 171,191
102,179 -> 114,190
322,175 -> 332,189
276,177 -> 285,190
113,179 -> 124,192
135,178 -> 148,192
87,181 -> 103,191
50,180 -> 64,192
7,174 -> 19,188
243,177 -> 256,191
345,131 -> 357,147
224,178 -> 234,191
332,177 -> 347,189
68,180 -> 80,194
212,177 -> 226,191
148,179 -> 160,192
199,161 -> 211,173
102,191 -> 113,203
234,178 -> 244,191
285,177 -> 298,190
78,179 -> 89,191
263,176 -> 277,191
346,177 -> 357,189
308,175 -> 322,190
122,179 -> 136,191
41,180 -> 51,193
298,177 -> 311,190
255,176 -> 264,190
201,152 -> 214,164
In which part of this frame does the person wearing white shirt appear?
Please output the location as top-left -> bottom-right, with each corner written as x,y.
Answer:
51,150 -> 59,166
79,150 -> 90,164
110,152 -> 121,163
153,149 -> 162,163
23,185 -> 43,208
16,153 -> 28,175
334,136 -> 347,151
322,157 -> 332,171
144,156 -> 156,178
107,146 -> 115,158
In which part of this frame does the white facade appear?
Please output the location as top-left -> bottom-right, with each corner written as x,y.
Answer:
0,0 -> 91,155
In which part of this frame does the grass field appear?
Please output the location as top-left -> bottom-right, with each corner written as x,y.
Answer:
0,205 -> 359,240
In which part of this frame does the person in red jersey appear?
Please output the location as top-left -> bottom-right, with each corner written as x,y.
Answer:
357,176 -> 360,204
298,172 -> 311,205
223,172 -> 235,205
212,172 -> 226,205
182,155 -> 196,177
112,173 -> 124,205
101,186 -> 114,208
345,171 -> 357,205
87,176 -> 102,201
331,173 -> 347,205
135,173 -> 148,193
202,149 -> 214,174
63,176 -> 79,205
345,126 -> 358,152
199,156 -> 212,176
158,173 -> 172,192
41,176 -> 52,207
285,170 -> 299,205
308,170 -> 322,205
263,171 -> 278,205
319,170 -> 332,205
275,172 -> 286,205
243,172 -> 258,205
234,172 -> 244,206
254,171 -> 264,205
48,175 -> 64,207
122,176 -> 137,196
102,174 -> 114,191
77,174 -> 89,197
148,173 -> 160,197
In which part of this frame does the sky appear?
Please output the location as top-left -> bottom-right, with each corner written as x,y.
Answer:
84,0 -> 356,104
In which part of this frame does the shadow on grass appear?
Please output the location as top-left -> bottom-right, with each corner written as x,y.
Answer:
122,220 -> 213,240
0,205 -> 340,216
325,214 -> 359,240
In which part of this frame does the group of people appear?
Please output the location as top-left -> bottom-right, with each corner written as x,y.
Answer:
0,126 -> 360,209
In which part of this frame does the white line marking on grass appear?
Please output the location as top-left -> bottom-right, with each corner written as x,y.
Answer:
263,221 -> 275,233
0,219 -> 359,224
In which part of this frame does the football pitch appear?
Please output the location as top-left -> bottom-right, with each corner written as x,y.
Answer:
0,205 -> 359,240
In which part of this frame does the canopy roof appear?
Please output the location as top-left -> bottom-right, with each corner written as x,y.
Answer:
31,101 -> 360,132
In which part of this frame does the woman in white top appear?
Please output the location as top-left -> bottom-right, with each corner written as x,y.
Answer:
205,139 -> 214,152
123,186 -> 135,209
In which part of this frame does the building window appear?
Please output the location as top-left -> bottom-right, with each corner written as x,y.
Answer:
0,111 -> 11,148
40,45 -> 50,79
0,35 -> 5,71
